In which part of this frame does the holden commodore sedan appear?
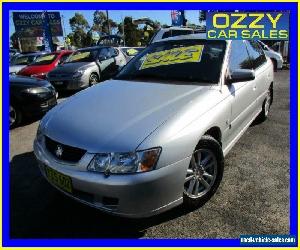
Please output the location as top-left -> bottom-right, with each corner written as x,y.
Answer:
34,34 -> 273,218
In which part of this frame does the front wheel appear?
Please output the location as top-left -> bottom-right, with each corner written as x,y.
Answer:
10,104 -> 22,129
183,135 -> 224,209
89,73 -> 99,86
256,88 -> 272,123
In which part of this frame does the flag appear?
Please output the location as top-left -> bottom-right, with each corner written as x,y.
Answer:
171,10 -> 185,26
41,11 -> 54,52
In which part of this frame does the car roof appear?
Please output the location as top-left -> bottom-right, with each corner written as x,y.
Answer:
77,46 -> 111,51
160,27 -> 194,31
154,33 -> 230,44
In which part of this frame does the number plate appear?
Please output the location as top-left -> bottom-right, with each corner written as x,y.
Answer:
54,81 -> 64,85
44,166 -> 72,193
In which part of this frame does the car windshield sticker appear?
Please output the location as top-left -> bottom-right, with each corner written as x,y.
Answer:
140,45 -> 204,70
70,51 -> 90,61
126,48 -> 139,56
35,54 -> 55,62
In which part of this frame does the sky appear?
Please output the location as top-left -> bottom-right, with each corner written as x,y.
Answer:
9,10 -> 201,37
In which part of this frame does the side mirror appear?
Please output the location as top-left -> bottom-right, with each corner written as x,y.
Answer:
226,69 -> 255,84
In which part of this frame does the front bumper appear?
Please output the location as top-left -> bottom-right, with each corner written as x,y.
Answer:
33,138 -> 189,218
21,93 -> 57,117
48,74 -> 90,91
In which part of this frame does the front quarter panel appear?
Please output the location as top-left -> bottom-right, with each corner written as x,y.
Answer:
137,87 -> 231,169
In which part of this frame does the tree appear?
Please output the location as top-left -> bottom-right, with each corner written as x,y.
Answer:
69,13 -> 91,48
118,17 -> 143,47
69,13 -> 90,32
92,10 -> 117,35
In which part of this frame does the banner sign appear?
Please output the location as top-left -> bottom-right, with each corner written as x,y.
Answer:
13,11 -> 63,37
206,12 -> 289,40
171,10 -> 184,26
42,11 -> 54,52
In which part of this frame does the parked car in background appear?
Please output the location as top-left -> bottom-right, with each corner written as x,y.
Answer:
258,40 -> 283,71
119,47 -> 144,63
17,50 -> 72,79
34,34 -> 274,217
10,52 -> 46,75
10,49 -> 20,62
149,27 -> 194,44
47,46 -> 124,91
10,75 -> 57,128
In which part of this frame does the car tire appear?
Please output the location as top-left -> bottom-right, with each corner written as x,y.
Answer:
256,87 -> 272,123
10,104 -> 22,129
271,59 -> 277,72
89,73 -> 99,86
183,135 -> 224,210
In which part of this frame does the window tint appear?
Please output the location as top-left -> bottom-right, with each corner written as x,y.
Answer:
245,40 -> 267,69
228,40 -> 252,71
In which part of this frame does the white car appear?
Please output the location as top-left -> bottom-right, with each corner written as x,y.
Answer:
10,52 -> 46,75
258,41 -> 283,71
149,27 -> 194,44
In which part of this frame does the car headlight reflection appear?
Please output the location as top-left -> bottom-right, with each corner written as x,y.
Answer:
87,148 -> 161,174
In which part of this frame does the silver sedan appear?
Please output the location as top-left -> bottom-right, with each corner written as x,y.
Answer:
34,34 -> 274,218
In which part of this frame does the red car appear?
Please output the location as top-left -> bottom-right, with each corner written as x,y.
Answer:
17,50 -> 73,80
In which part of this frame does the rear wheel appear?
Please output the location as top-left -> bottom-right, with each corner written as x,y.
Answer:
10,104 -> 22,128
183,135 -> 224,209
89,73 -> 99,86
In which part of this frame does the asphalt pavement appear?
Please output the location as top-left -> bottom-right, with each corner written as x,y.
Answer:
9,70 -> 290,238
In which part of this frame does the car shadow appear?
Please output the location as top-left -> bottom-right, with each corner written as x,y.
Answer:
10,152 -> 191,239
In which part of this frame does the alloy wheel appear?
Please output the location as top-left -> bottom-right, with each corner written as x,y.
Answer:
184,149 -> 218,199
10,105 -> 17,127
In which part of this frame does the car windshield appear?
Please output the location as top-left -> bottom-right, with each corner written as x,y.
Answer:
66,49 -> 99,63
31,53 -> 58,65
11,55 -> 36,65
115,39 -> 226,84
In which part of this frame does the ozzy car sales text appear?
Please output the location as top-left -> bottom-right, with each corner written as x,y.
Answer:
206,12 -> 289,40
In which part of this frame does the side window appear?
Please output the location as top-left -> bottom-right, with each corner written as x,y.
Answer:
58,54 -> 70,64
228,40 -> 252,71
245,40 -> 267,69
109,48 -> 118,57
99,48 -> 110,60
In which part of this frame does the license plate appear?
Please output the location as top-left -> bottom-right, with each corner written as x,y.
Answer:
44,166 -> 72,193
54,81 -> 64,85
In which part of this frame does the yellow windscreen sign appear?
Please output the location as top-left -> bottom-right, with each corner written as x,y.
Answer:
140,45 -> 204,70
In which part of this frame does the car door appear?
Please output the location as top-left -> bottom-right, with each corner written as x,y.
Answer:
225,40 -> 258,144
245,40 -> 270,110
98,48 -> 115,80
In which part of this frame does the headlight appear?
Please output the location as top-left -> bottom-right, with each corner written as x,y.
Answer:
22,87 -> 51,94
87,148 -> 161,174
73,70 -> 85,78
36,123 -> 44,144
31,72 -> 46,78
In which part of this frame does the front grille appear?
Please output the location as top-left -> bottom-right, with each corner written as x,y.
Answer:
45,136 -> 86,163
49,73 -> 72,78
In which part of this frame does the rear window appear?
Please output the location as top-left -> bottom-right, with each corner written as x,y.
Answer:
162,29 -> 193,39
